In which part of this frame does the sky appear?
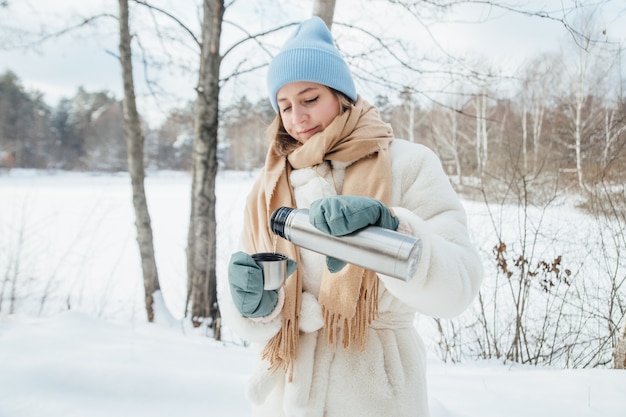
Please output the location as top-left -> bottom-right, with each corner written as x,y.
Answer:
0,169 -> 625,416
1,0 -> 625,126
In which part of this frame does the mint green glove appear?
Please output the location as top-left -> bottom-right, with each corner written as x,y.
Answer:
309,196 -> 399,272
228,251 -> 296,318
325,256 -> 348,273
309,195 -> 399,236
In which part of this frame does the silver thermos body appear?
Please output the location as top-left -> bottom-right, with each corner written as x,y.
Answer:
270,207 -> 422,281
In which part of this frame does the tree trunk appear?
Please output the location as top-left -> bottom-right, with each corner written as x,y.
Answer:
313,0 -> 336,29
474,91 -> 488,175
449,111 -> 462,184
572,46 -> 589,192
574,89 -> 585,190
615,319 -> 626,369
530,95 -> 544,172
118,0 -> 161,322
521,99 -> 528,173
186,0 -> 223,337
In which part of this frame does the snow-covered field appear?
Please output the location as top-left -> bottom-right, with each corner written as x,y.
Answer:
1,170 -> 625,417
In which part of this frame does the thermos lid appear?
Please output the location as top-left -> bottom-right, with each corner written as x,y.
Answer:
270,207 -> 294,238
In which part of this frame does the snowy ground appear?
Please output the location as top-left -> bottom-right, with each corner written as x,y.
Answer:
2,312 -> 624,417
0,170 -> 625,417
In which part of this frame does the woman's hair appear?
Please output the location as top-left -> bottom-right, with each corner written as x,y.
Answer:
267,88 -> 354,157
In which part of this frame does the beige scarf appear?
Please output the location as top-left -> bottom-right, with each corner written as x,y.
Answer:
241,98 -> 393,380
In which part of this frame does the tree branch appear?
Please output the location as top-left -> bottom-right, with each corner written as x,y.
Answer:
221,21 -> 297,60
0,13 -> 117,50
132,0 -> 200,47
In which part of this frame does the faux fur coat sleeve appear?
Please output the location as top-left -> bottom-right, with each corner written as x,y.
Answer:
381,139 -> 483,318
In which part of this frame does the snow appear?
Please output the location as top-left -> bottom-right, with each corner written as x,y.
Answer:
0,312 -> 254,417
1,169 -> 625,417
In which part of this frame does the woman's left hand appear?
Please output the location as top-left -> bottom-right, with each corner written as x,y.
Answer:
309,195 -> 399,273
309,195 -> 399,236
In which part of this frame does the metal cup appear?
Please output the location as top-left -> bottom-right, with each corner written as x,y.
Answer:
251,252 -> 288,290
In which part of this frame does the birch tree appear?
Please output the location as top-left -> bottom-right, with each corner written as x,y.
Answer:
558,13 -> 617,191
118,0 -> 161,321
616,315 -> 626,368
518,55 -> 556,174
430,104 -> 465,183
474,90 -> 489,175
395,87 -> 419,143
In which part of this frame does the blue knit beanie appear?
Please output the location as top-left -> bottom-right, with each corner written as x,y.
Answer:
267,16 -> 357,112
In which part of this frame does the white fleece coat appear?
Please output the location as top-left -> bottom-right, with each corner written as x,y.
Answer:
219,139 -> 484,417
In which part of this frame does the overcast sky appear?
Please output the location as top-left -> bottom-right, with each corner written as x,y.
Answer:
1,0 -> 624,126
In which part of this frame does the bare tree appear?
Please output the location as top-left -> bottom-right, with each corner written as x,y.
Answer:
616,321 -> 626,368
602,105 -> 626,166
313,0 -> 336,28
186,0 -> 224,335
558,12 -> 619,191
429,103 -> 465,183
119,0 -> 161,321
394,87 -> 423,143
473,90 -> 489,175
518,54 -> 556,174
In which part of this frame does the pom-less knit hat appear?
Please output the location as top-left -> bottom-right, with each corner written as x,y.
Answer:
267,16 -> 357,112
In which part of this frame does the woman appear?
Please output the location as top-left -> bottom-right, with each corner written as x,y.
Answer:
220,16 -> 483,417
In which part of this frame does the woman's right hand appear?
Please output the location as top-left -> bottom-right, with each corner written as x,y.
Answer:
228,251 -> 280,318
228,251 -> 296,318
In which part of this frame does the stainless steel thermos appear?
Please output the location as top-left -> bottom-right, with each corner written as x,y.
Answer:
270,207 -> 422,281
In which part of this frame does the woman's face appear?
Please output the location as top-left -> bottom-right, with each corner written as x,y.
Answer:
276,81 -> 341,144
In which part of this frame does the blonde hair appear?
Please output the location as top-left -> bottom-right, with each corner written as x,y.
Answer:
267,89 -> 354,157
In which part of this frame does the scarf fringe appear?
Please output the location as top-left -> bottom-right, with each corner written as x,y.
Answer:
261,317 -> 299,382
261,275 -> 379,382
322,277 -> 380,351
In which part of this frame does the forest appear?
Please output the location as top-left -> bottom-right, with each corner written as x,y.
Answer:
2,50 -> 625,192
